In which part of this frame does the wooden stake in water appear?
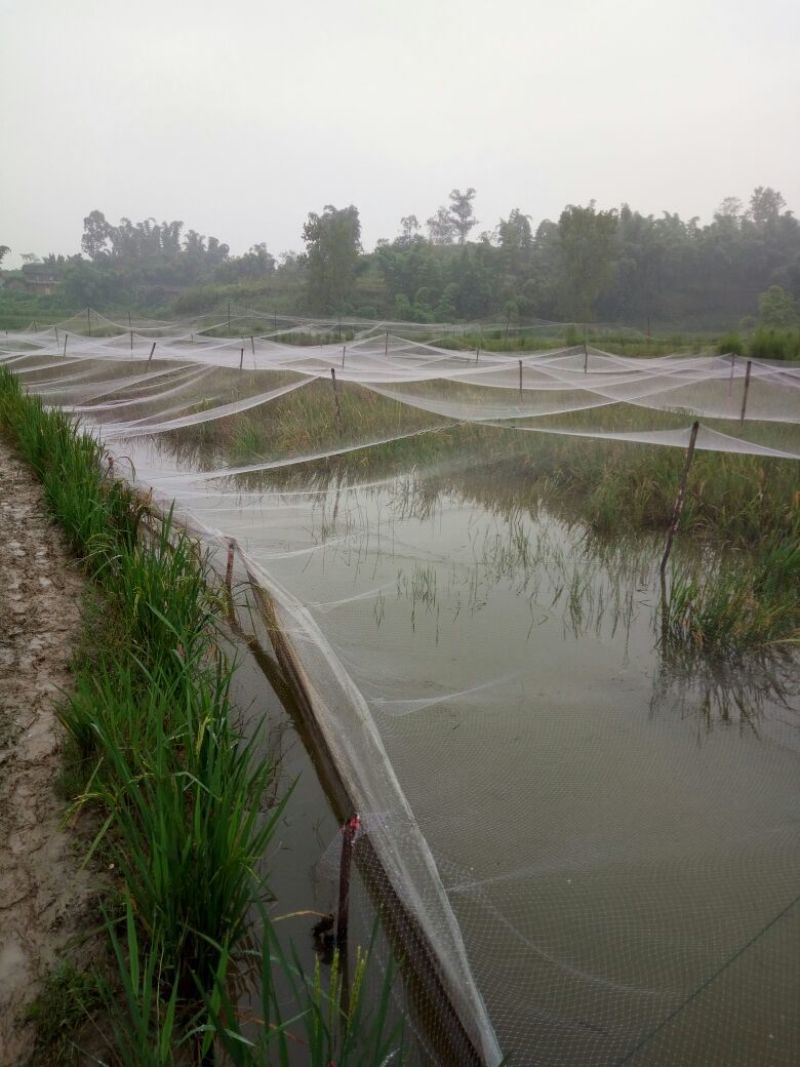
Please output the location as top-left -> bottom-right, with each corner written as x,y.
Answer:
728,353 -> 736,397
660,420 -> 700,579
385,331 -> 389,357
63,333 -> 68,357
128,310 -> 132,329
224,537 -> 237,622
336,814 -> 360,951
518,359 -> 523,395
341,345 -> 346,368
739,359 -> 753,424
475,347 -> 480,363
239,347 -> 244,370
148,342 -> 156,362
250,335 -> 255,356
330,367 -> 342,421
130,330 -> 134,351
583,338 -> 589,374
54,326 -> 59,346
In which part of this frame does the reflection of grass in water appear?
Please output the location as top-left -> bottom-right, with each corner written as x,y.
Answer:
651,645 -> 798,737
164,381 -> 798,551
138,372 -> 799,654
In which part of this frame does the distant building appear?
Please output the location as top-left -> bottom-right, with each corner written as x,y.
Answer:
0,264 -> 61,295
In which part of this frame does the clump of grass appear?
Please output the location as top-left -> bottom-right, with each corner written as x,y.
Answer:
749,327 -> 800,361
206,917 -> 404,1067
717,331 -> 745,355
24,962 -> 104,1066
663,522 -> 800,655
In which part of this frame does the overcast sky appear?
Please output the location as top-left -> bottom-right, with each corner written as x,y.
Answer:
2,0 -> 799,267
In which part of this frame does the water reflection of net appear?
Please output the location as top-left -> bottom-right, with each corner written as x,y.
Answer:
3,322 -> 799,1066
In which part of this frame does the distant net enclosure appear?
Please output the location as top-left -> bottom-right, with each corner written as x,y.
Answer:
3,313 -> 799,1066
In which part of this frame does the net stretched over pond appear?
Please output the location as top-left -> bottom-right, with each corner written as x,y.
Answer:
2,319 -> 799,1065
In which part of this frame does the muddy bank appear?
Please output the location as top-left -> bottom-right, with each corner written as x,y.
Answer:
0,438 -> 97,1064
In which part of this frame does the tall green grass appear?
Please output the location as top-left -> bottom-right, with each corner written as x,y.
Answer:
0,365 -> 405,1064
662,520 -> 800,655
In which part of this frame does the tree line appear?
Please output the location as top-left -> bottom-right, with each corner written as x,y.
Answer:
2,186 -> 799,329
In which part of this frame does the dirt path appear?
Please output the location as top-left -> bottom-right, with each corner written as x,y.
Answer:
0,438 -> 97,1064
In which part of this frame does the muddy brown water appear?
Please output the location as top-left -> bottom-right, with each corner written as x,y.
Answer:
109,433 -> 800,1066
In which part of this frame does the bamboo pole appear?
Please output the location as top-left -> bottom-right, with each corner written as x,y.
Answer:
330,367 -> 342,420
739,359 -> 753,423
660,420 -> 700,578
239,347 -> 244,370
224,538 -> 237,623
148,342 -> 156,362
518,359 -> 523,395
250,335 -> 255,356
63,333 -> 68,356
341,345 -> 346,368
336,814 -> 360,950
130,330 -> 134,351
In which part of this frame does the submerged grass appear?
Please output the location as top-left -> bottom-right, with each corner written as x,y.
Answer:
0,364 -> 405,1064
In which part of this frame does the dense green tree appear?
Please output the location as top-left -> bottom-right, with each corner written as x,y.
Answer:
758,285 -> 798,327
426,206 -> 457,245
497,209 -> 533,274
557,202 -> 618,320
216,243 -> 276,282
448,188 -> 478,244
748,186 -> 786,229
302,204 -> 362,312
7,185 -> 800,327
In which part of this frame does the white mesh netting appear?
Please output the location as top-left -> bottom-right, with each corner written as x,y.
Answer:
2,314 -> 799,1065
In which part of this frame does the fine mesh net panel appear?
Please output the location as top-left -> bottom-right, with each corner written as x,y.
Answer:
3,319 -> 798,1065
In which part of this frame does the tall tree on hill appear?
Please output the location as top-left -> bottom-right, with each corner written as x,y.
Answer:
81,210 -> 114,259
558,202 -> 618,321
747,186 -> 787,230
497,208 -> 533,274
302,204 -> 362,312
426,205 -> 457,245
448,188 -> 478,244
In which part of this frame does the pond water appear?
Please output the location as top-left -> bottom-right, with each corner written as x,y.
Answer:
112,432 -> 800,1067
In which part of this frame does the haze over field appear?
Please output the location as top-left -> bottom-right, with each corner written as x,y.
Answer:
2,0 -> 799,265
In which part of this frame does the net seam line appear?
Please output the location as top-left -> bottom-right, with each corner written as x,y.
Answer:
615,887 -> 800,1065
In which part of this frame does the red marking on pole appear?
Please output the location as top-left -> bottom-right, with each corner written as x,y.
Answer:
336,814 -> 361,950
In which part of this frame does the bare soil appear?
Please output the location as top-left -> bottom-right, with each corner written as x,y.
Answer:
0,439 -> 98,1065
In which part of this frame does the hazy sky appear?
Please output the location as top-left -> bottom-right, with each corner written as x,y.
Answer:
2,0 -> 799,267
